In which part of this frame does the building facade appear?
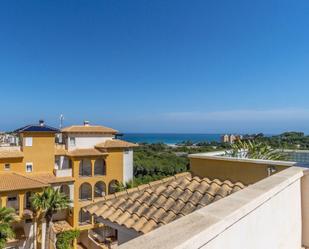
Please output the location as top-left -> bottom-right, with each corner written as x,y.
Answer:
0,120 -> 137,249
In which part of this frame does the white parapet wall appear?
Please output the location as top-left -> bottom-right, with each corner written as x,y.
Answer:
119,166 -> 306,249
302,171 -> 309,248
123,149 -> 133,183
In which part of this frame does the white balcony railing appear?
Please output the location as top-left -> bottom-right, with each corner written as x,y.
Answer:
54,168 -> 72,177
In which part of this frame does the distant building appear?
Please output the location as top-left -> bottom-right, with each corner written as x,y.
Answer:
0,132 -> 19,146
221,134 -> 229,143
221,134 -> 243,144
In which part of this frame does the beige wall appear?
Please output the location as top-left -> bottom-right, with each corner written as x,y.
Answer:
302,171 -> 309,247
190,157 -> 289,185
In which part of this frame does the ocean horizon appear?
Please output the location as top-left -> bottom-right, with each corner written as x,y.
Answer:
121,133 -> 222,144
121,133 -> 277,145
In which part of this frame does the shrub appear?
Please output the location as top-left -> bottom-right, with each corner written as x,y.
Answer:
56,229 -> 80,249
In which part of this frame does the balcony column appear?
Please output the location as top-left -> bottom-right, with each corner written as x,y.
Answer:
72,159 -> 79,178
73,238 -> 77,249
1,196 -> 7,207
91,159 -> 95,177
19,193 -> 25,217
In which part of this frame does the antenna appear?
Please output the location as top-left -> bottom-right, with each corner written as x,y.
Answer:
59,114 -> 64,129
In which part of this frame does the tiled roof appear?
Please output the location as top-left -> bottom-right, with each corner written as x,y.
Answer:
84,173 -> 245,234
0,147 -> 23,159
95,139 -> 138,149
67,148 -> 107,157
61,125 -> 118,134
26,173 -> 74,184
0,172 -> 48,192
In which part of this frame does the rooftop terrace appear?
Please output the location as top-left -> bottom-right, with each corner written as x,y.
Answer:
102,152 -> 309,249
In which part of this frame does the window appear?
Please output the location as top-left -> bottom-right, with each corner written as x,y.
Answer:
8,197 -> 17,201
94,159 -> 106,175
4,164 -> 10,170
25,137 -> 33,147
26,163 -> 33,173
69,137 -> 76,146
55,157 -> 60,169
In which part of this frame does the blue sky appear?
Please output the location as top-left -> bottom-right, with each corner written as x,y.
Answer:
0,0 -> 309,133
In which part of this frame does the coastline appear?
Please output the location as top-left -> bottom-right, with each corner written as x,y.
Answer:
121,133 -> 222,145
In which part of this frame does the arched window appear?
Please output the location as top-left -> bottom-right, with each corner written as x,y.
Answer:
94,181 -> 106,198
79,183 -> 92,201
79,159 -> 92,176
108,180 -> 119,195
94,158 -> 106,176
79,209 -> 91,225
60,184 -> 70,198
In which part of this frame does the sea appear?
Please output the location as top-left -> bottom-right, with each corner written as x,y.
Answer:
121,133 -> 222,145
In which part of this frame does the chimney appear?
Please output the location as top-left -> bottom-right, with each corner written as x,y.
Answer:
39,120 -> 45,126
84,120 -> 90,126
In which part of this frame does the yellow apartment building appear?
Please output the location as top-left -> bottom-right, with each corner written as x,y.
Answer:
0,120 -> 137,249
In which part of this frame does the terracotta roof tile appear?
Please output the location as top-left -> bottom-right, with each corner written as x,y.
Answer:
159,211 -> 177,225
62,125 -> 118,134
95,139 -> 138,149
25,173 -> 74,184
0,147 -> 23,159
0,172 -> 48,192
84,173 -> 245,234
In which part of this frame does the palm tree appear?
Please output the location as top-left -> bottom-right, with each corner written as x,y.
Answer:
31,187 -> 70,249
0,207 -> 15,249
226,140 -> 286,160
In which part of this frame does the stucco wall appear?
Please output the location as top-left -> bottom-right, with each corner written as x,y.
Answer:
190,156 -> 289,185
0,132 -> 56,174
0,157 -> 23,172
21,132 -> 55,173
71,149 -> 124,228
67,134 -> 114,151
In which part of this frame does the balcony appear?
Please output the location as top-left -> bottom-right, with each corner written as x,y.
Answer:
54,168 -> 73,177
